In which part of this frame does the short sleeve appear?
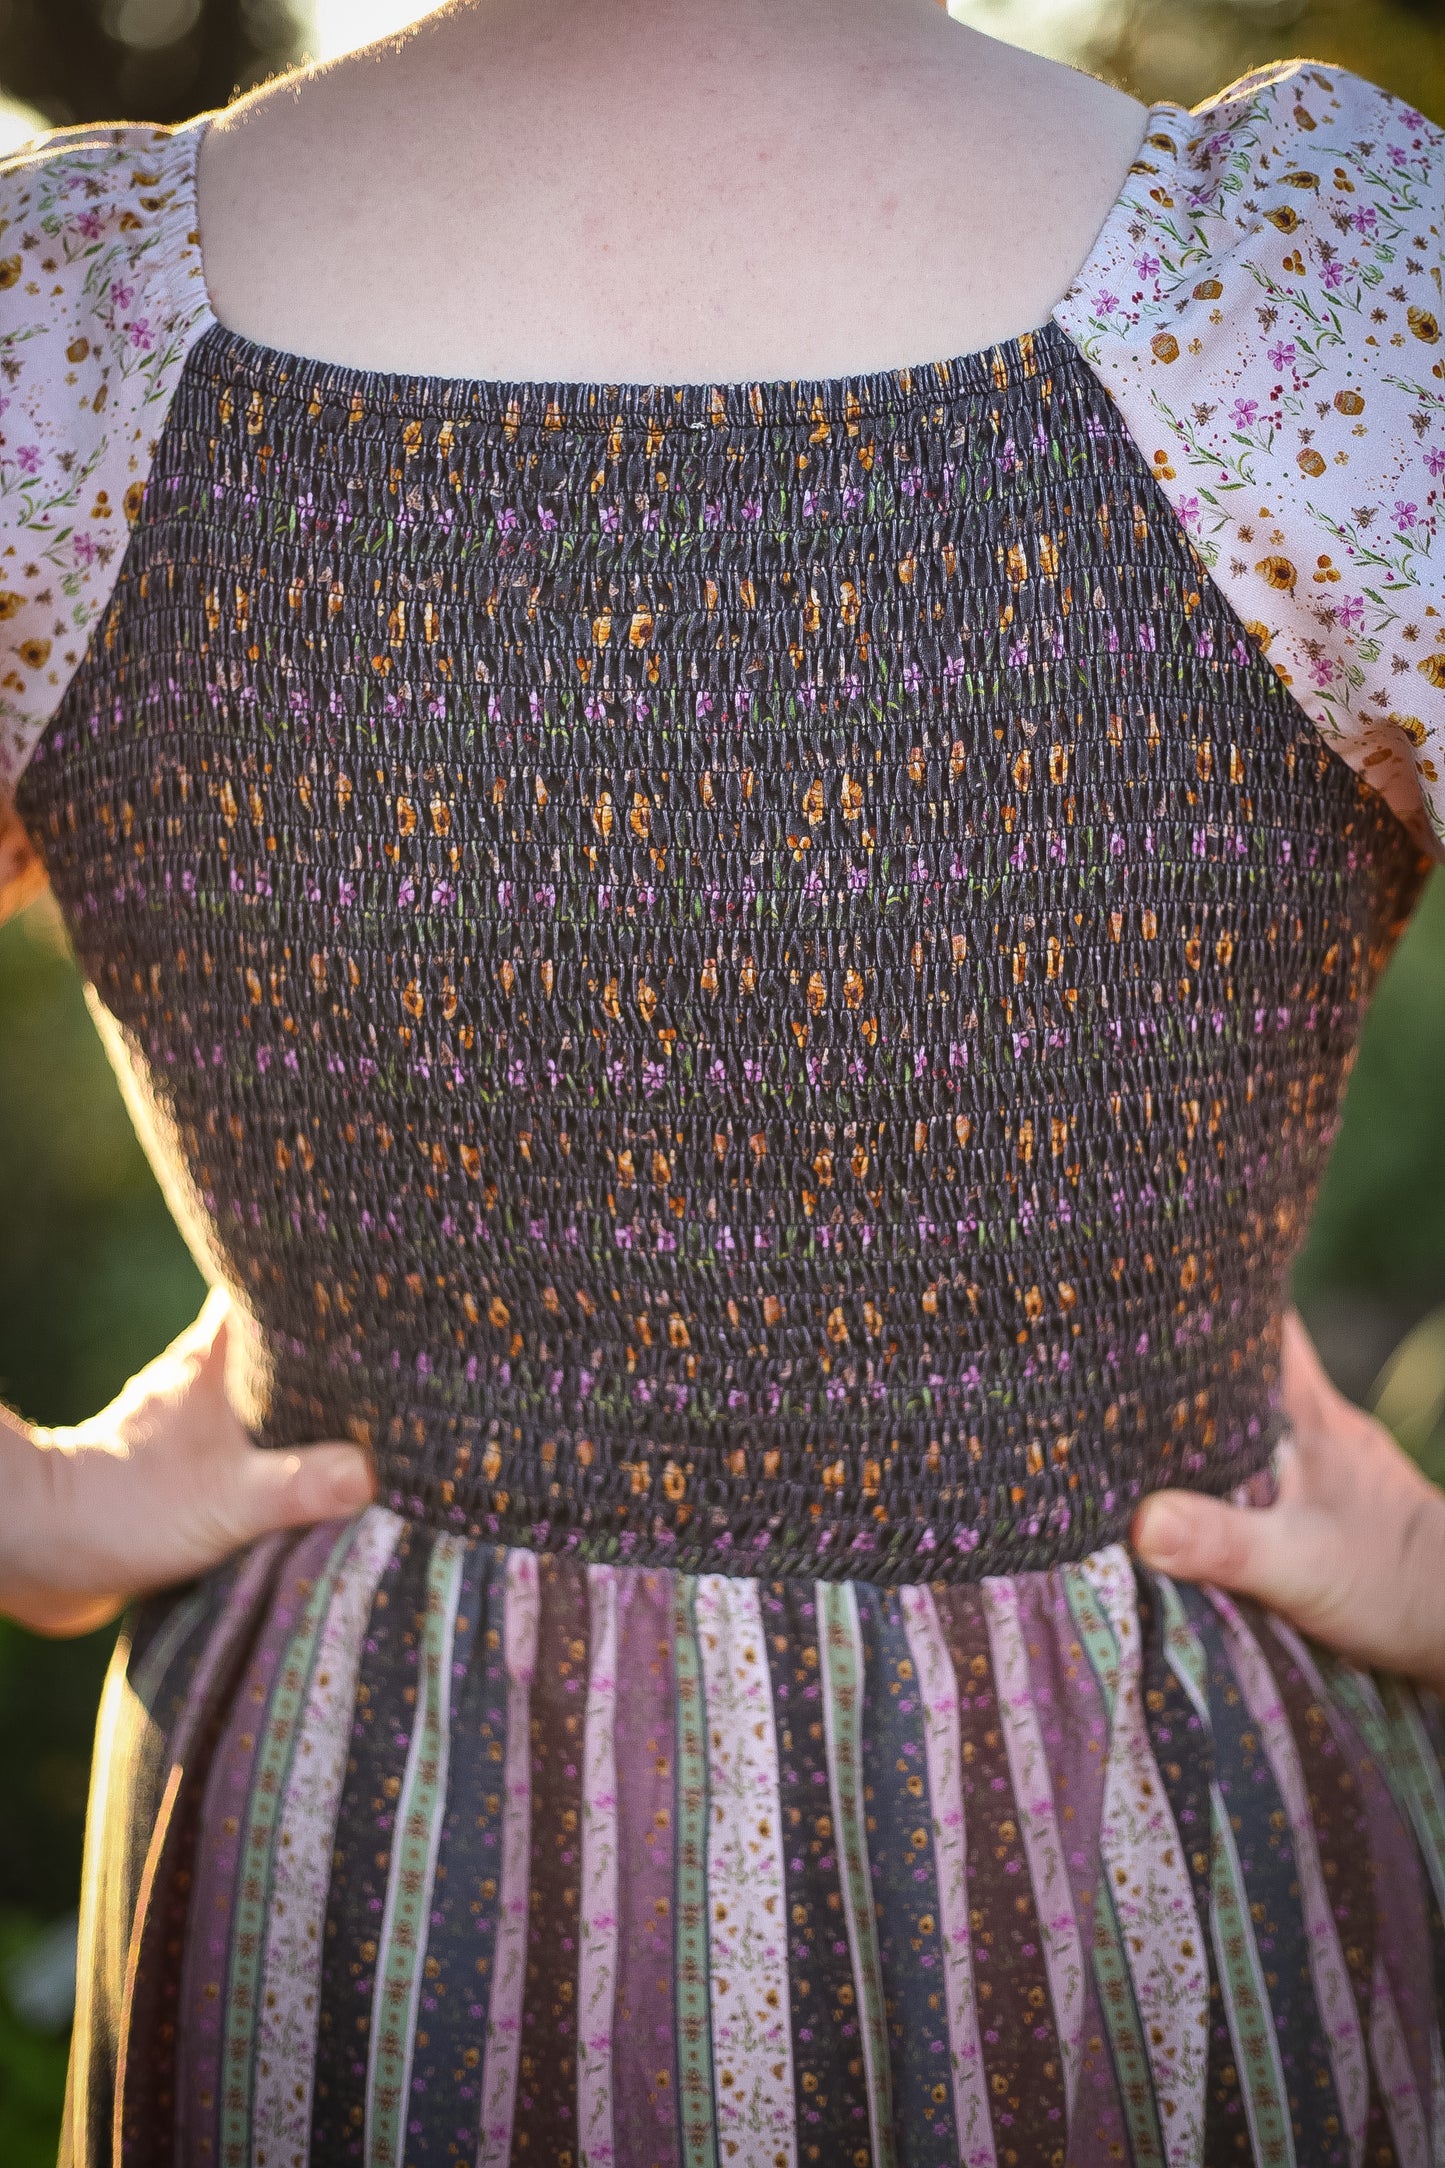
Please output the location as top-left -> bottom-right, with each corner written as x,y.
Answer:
0,117 -> 213,917
1054,62 -> 1445,860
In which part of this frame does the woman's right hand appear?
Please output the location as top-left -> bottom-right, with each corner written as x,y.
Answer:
1133,1306 -> 1445,1695
0,1287 -> 375,1637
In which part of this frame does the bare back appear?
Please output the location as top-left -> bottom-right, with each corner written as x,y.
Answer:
196,0 -> 1148,385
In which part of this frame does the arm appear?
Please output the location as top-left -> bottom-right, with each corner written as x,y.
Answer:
1132,1306 -> 1445,1694
0,1288 -> 373,1637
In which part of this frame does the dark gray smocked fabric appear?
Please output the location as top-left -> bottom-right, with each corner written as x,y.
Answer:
16,318 -> 1428,1580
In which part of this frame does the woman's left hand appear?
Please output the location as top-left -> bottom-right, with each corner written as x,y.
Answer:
1132,1306 -> 1445,1693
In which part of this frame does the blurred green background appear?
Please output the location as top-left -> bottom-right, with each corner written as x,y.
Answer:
6,0 -> 1445,2157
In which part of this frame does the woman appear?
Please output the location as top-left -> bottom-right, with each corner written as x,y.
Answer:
3,1 -> 1445,2159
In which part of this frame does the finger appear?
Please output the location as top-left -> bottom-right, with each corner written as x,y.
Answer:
1133,1488 -> 1285,1601
1279,1306 -> 1345,1434
222,1441 -> 375,1548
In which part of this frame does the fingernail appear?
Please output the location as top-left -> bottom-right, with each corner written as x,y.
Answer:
1135,1494 -> 1189,1562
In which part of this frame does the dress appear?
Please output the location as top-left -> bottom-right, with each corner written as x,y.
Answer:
4,59 -> 1445,2168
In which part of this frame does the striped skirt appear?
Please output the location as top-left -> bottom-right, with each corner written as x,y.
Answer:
63,1505 -> 1445,2168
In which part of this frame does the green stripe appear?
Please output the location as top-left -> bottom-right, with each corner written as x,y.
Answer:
818,1582 -> 896,2168
365,1535 -> 464,2168
218,1523 -> 357,2168
673,1577 -> 717,2168
1376,1676 -> 1445,1922
1063,1565 -> 1168,2168
1156,1581 -> 1294,2166
1319,1660 -> 1445,1918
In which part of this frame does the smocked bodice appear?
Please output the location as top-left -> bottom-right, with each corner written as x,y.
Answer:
13,320 -> 1427,1578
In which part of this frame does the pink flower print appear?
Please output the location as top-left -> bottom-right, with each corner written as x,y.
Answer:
1095,290 -> 1119,315
496,505 -> 519,533
1310,654 -> 1337,686
1335,594 -> 1366,630
1137,621 -> 1157,652
902,660 -> 922,694
14,444 -> 40,476
109,278 -> 134,311
1322,260 -> 1346,291
1267,340 -> 1297,371
1396,501 -> 1420,528
1177,494 -> 1201,530
73,531 -> 97,564
598,502 -> 620,533
740,495 -> 762,521
1134,252 -> 1161,280
1351,205 -> 1378,235
841,484 -> 863,512
1427,447 -> 1445,478
1230,398 -> 1259,429
126,316 -> 153,352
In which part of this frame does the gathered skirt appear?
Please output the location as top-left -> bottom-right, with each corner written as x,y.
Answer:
61,1505 -> 1445,2168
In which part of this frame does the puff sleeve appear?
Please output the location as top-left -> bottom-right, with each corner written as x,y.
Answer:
1054,61 -> 1445,859
0,118 -> 212,918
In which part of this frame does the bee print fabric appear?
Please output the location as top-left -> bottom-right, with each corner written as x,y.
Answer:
1056,60 -> 1445,859
3,64 -> 1445,2168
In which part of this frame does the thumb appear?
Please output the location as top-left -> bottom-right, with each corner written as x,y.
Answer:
1132,1488 -> 1282,1601
223,1440 -> 375,1547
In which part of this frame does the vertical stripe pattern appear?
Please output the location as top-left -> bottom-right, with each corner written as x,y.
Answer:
63,1524 -> 1445,2168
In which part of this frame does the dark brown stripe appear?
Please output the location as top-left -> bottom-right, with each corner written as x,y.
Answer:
512,1550 -> 589,2155
932,1582 -> 1068,2163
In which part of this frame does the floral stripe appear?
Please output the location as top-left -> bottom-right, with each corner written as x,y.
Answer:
1206,1592 -> 1371,2155
610,1569 -> 680,2168
1080,1549 -> 1209,2165
579,1565 -> 621,2168
899,1584 -> 995,2168
1062,1561 -> 1168,2168
365,1533 -> 464,2167
818,1580 -> 895,2168
117,1538 -> 291,2166
478,1546 -> 540,2168
1369,1958 -> 1431,2163
179,1527 -> 332,2164
672,1576 -> 717,2168
855,1585 -> 959,2168
762,1579 -> 870,2148
250,1508 -> 400,2166
218,1518 -> 359,2168
1156,1579 -> 1295,2167
981,1578 -> 1088,2112
694,1574 -> 795,2168
402,1541 -> 510,2164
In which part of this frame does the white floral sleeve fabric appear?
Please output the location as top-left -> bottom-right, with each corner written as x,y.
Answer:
2,70 -> 1445,911
0,118 -> 212,915
1054,60 -> 1445,859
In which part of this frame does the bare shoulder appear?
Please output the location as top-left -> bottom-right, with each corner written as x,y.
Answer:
196,3 -> 1149,381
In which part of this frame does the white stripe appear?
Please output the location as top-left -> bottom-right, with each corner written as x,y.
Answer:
693,1573 -> 796,2168
1082,1547 -> 1209,2168
578,1566 -> 620,2168
478,1546 -> 540,2168
1371,1956 -> 1431,2168
899,1584 -> 996,2168
980,1577 -> 1087,2113
251,1508 -> 400,2167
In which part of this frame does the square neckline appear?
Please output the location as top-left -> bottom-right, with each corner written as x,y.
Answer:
178,97 -> 1181,432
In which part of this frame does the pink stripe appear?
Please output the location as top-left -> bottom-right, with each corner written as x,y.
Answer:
175,1521 -> 337,2160
609,1568 -> 680,2167
479,1546 -> 540,2167
1033,1568 -> 1131,2168
899,1584 -> 995,2168
981,1576 -> 1088,2112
